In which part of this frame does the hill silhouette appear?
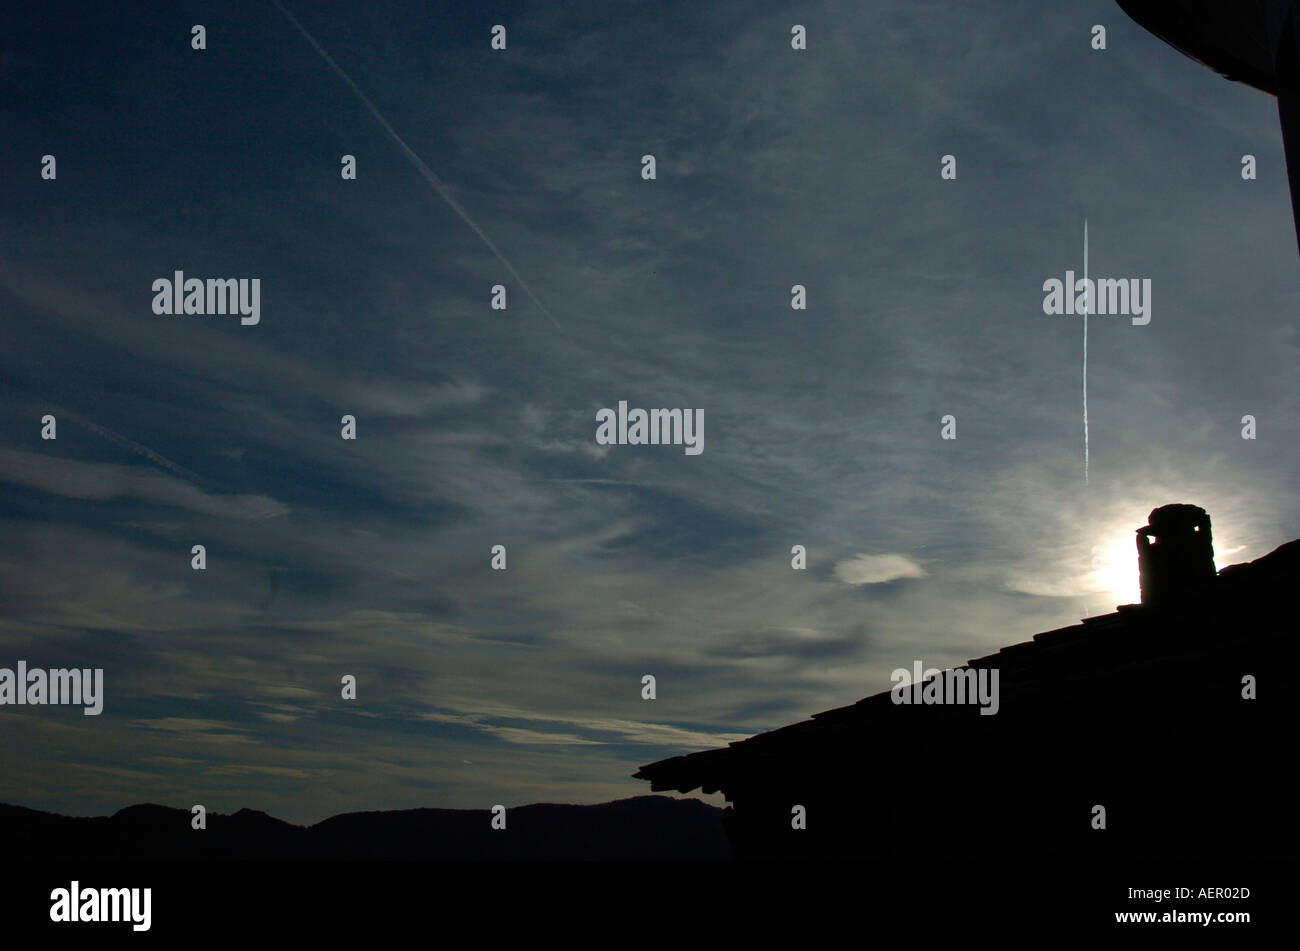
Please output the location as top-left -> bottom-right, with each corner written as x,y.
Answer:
0,795 -> 726,861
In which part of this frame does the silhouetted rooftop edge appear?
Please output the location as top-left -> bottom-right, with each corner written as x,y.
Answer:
634,535 -> 1299,795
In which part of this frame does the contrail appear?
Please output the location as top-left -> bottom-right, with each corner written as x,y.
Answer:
271,0 -> 563,333
62,410 -> 211,488
1082,218 -> 1089,485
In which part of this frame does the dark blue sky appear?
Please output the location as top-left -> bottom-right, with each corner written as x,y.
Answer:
2,0 -> 1297,822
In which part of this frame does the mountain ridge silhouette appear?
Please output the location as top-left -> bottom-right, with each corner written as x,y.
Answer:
0,795 -> 726,861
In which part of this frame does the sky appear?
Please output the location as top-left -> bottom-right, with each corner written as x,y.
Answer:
1,0 -> 1297,824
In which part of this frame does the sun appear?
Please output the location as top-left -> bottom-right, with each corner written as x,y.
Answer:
1091,537 -> 1141,606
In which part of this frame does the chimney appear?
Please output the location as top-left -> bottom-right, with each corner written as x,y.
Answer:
1136,504 -> 1216,605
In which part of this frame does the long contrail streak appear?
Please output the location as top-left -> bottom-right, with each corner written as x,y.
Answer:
271,0 -> 563,333
63,410 -> 211,488
1083,219 -> 1089,485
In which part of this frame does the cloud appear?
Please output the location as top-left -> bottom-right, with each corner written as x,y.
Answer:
833,554 -> 927,586
1003,574 -> 1099,599
418,708 -> 749,750
0,450 -> 289,520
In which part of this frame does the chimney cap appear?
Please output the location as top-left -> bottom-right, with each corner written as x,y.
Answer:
1137,503 -> 1211,538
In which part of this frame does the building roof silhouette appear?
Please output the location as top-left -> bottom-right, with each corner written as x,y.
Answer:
634,516 -> 1293,863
